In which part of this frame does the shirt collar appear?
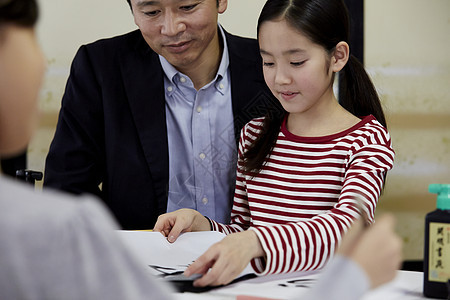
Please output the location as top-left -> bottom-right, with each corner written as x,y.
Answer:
159,24 -> 229,92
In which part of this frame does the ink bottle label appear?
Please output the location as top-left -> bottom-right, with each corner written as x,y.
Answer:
428,222 -> 450,283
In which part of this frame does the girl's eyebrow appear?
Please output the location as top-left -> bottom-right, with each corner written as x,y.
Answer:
260,48 -> 307,55
284,48 -> 307,55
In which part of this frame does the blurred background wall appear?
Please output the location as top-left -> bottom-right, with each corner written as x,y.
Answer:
29,0 -> 450,261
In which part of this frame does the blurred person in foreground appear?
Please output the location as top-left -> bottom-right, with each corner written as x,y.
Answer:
0,0 -> 172,298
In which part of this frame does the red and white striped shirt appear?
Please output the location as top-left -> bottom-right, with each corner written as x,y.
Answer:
210,115 -> 395,275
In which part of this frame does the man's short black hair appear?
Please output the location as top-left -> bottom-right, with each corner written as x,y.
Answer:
126,0 -> 220,10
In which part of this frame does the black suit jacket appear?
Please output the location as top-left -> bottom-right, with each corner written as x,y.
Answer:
44,29 -> 281,229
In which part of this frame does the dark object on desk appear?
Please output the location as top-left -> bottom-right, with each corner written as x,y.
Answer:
167,273 -> 257,293
401,260 -> 423,272
423,184 -> 450,299
16,169 -> 43,185
278,278 -> 316,288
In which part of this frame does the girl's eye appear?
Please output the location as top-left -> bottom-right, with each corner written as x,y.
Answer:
263,62 -> 274,67
291,61 -> 306,66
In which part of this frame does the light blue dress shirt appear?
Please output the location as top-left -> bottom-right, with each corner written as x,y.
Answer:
160,26 -> 236,223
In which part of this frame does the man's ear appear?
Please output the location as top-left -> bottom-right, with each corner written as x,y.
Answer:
331,41 -> 350,73
218,0 -> 228,14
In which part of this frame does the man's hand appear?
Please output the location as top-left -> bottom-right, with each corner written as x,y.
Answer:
153,209 -> 210,243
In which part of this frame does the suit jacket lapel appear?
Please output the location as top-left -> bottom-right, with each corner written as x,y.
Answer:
120,36 -> 169,213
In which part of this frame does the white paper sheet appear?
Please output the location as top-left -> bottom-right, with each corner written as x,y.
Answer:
117,231 -> 255,278
206,270 -> 427,300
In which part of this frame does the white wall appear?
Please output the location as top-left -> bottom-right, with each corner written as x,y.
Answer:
37,0 -> 135,112
365,0 -> 450,260
219,0 -> 266,38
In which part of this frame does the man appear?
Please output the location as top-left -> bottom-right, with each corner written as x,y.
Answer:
44,0 -> 281,229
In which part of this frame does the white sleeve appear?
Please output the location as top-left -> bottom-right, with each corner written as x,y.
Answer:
296,255 -> 370,300
0,194 -> 174,300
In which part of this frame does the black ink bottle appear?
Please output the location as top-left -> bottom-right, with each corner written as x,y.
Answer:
423,184 -> 450,299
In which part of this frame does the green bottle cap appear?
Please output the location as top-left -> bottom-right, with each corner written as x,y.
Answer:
429,184 -> 450,210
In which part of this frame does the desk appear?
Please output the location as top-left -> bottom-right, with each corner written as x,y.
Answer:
173,270 -> 440,300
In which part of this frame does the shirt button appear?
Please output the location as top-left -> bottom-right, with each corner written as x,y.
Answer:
196,106 -> 202,113
199,153 -> 206,160
219,83 -> 224,89
167,86 -> 173,92
202,197 -> 208,205
180,77 -> 186,83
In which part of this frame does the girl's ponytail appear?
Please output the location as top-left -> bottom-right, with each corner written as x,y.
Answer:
339,55 -> 387,128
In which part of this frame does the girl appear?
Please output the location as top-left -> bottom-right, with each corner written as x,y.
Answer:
154,0 -> 395,287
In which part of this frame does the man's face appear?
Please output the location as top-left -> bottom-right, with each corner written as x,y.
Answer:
131,0 -> 227,72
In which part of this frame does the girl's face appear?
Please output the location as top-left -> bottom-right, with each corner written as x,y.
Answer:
0,25 -> 45,156
259,19 -> 335,117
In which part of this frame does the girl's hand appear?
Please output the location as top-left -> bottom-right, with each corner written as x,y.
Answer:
184,230 -> 264,287
153,209 -> 210,243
